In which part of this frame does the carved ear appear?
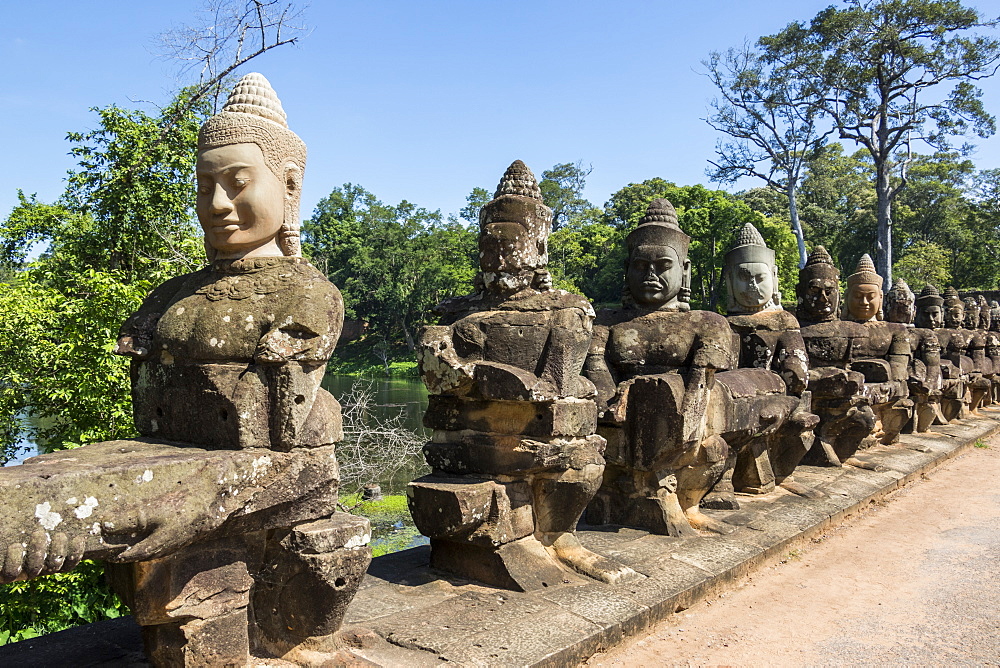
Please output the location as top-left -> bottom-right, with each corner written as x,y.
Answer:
283,163 -> 302,200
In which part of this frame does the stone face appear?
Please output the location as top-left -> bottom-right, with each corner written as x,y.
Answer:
410,161 -> 635,591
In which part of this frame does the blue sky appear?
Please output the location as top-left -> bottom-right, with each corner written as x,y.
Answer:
5,0 -> 1000,225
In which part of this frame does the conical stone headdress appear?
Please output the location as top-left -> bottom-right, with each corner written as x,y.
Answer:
846,254 -> 883,290
886,278 -> 914,303
916,284 -> 943,308
198,73 -> 306,258
798,245 -> 839,284
199,73 -> 306,177
626,199 -> 690,257
943,286 -> 963,307
724,222 -> 774,267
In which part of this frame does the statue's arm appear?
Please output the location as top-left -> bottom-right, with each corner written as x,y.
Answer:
583,324 -> 616,413
888,330 -> 912,382
114,274 -> 190,359
775,329 -> 809,396
684,315 -> 733,443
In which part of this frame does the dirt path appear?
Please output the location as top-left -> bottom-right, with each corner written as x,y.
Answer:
587,437 -> 1000,667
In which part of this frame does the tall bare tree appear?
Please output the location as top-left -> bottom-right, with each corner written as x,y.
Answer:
159,0 -> 307,113
704,43 -> 833,268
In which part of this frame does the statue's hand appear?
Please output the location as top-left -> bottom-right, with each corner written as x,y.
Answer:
418,326 -> 474,395
113,335 -> 148,359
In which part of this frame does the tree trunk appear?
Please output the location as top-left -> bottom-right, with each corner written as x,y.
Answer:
875,162 -> 893,286
400,318 -> 415,352
787,183 -> 807,269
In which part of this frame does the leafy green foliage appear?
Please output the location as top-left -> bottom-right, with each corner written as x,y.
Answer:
539,162 -> 594,231
0,269 -> 150,461
0,561 -> 126,645
303,184 -> 477,350
760,0 -> 1000,280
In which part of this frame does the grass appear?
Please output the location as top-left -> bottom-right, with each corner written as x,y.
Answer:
341,493 -> 425,558
974,439 -> 990,449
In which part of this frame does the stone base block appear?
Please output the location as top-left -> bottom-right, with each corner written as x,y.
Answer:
586,488 -> 672,536
253,513 -> 372,661
424,396 -> 597,437
407,476 -> 534,546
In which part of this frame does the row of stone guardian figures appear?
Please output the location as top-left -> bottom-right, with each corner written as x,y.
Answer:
0,73 -> 995,666
410,160 -> 1000,592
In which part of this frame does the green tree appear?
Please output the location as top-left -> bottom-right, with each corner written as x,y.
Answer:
762,0 -> 1000,283
894,239 -> 953,288
458,187 -> 492,226
303,185 -> 476,351
797,143 -> 877,272
539,161 -> 594,231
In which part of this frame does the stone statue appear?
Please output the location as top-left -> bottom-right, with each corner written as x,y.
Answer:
409,160 -> 636,591
582,199 -> 736,537
884,278 -> 942,433
841,255 -> 913,445
714,223 -> 819,500
988,300 -> 1000,402
936,287 -> 977,420
796,247 -> 876,466
915,284 -> 968,422
0,74 -> 370,667
969,295 -> 995,409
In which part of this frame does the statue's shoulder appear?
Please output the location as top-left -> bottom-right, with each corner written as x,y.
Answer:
686,308 -> 731,332
507,288 -> 593,314
727,309 -> 799,332
800,320 -> 852,337
594,307 -> 631,328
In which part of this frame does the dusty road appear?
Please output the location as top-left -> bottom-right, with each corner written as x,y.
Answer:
588,436 -> 1000,666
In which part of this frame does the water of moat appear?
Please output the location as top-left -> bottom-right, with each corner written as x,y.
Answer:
9,374 -> 432,556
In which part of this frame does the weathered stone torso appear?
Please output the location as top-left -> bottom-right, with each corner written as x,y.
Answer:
120,256 -> 344,450
597,308 -> 733,380
439,289 -> 594,392
726,309 -> 808,395
799,320 -> 868,369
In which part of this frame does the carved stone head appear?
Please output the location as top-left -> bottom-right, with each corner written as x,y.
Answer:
885,278 -> 915,325
990,301 -> 1000,332
963,296 -> 981,330
197,73 -> 307,260
915,285 -> 945,330
723,223 -> 780,315
978,295 -> 991,330
624,199 -> 691,311
844,254 -> 883,323
477,160 -> 553,294
796,246 -> 840,324
943,287 -> 965,329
